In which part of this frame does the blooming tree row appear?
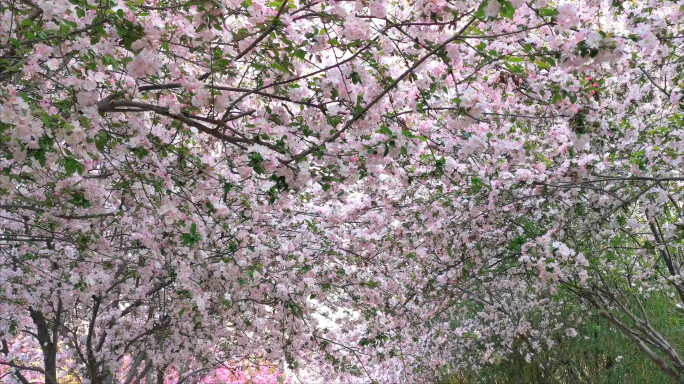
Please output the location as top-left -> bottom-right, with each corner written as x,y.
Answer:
1,0 -> 683,383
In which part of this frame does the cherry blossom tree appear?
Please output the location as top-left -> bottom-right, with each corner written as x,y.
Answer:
1,0 -> 683,383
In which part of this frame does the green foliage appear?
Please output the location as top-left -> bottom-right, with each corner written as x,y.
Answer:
181,223 -> 201,248
439,294 -> 684,384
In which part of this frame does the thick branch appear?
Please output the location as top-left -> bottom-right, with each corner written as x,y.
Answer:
27,309 -> 58,384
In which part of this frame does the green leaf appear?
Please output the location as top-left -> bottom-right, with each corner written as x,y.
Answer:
499,0 -> 515,19
65,158 -> 76,176
132,147 -> 149,159
506,63 -> 523,73
471,176 -> 483,194
253,164 -> 265,174
69,191 -> 91,208
35,150 -> 46,167
96,132 -> 108,152
305,219 -> 319,234
539,7 -> 559,17
17,92 -> 30,103
475,1 -> 489,18
509,236 -> 526,253
180,223 -> 201,247
63,158 -> 84,176
380,126 -> 392,135
271,62 -> 289,73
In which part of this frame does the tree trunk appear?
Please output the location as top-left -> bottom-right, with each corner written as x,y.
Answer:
29,308 -> 58,384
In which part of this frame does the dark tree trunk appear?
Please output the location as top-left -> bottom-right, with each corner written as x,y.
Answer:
29,308 -> 58,384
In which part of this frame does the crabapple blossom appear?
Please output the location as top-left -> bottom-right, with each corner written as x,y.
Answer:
1,1 -> 684,383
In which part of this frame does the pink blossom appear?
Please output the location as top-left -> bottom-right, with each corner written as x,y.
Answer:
127,49 -> 161,78
343,15 -> 372,40
556,4 -> 580,30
